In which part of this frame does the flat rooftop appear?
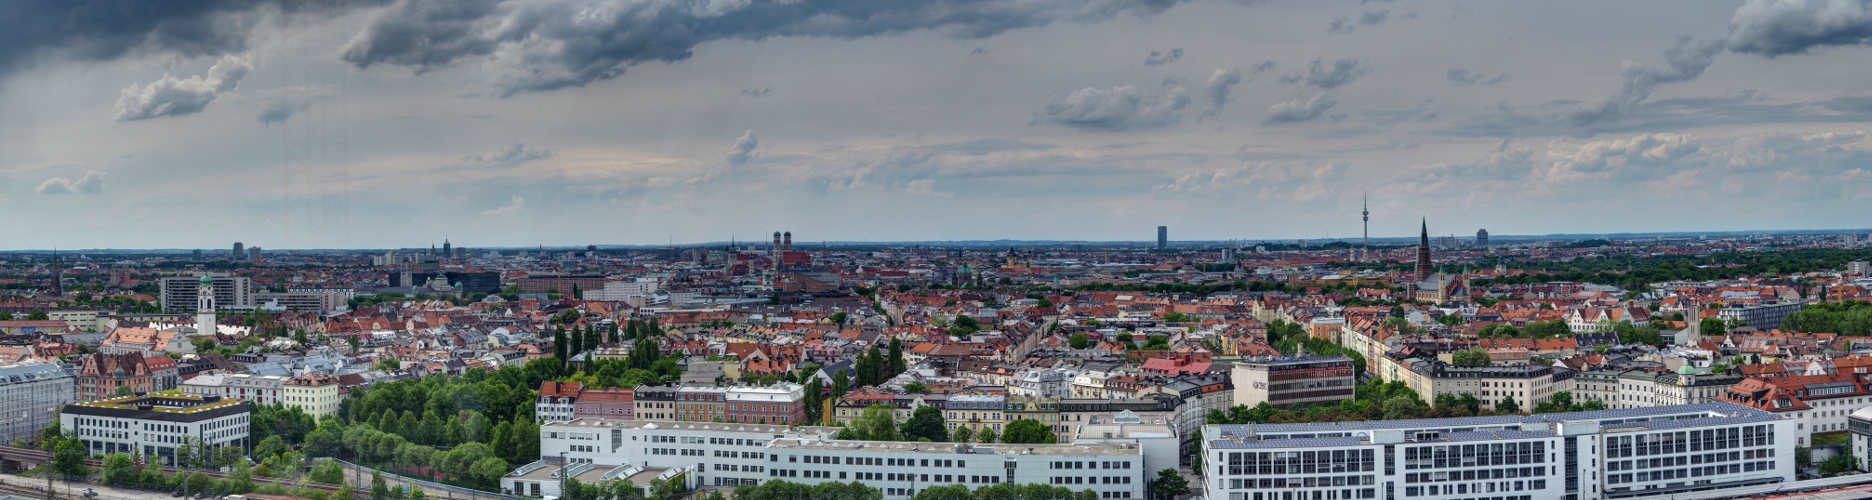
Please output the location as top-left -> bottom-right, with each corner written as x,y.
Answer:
1208,402 -> 1781,449
768,438 -> 1143,456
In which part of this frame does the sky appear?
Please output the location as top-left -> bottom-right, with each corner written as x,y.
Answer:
4,0 -> 1872,250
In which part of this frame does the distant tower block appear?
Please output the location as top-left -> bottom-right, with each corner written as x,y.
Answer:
1477,229 -> 1490,247
1157,226 -> 1167,249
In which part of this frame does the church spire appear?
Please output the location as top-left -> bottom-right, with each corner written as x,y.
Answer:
1420,218 -> 1429,247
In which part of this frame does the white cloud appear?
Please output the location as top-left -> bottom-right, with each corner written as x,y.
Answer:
728,130 -> 759,167
1033,85 -> 1190,131
1266,93 -> 1337,124
481,195 -> 524,215
37,171 -> 107,195
114,54 -> 251,121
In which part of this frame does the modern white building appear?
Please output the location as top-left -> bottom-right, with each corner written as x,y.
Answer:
0,361 -> 76,444
1202,402 -> 1794,500
511,419 -> 1152,499
221,374 -> 290,405
61,393 -> 252,466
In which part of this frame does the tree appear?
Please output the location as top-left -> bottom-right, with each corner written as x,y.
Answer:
1150,469 -> 1190,500
1495,394 -> 1521,414
1451,347 -> 1491,367
914,484 -> 973,500
831,312 -> 849,325
26,309 -> 47,321
554,328 -> 568,361
1382,396 -> 1423,421
832,369 -> 850,401
1069,333 -> 1089,349
101,452 -> 135,485
256,435 -> 289,462
901,406 -> 949,442
854,404 -> 900,441
1000,419 -> 1056,444
976,426 -> 998,444
370,472 -> 390,500
804,378 -> 825,424
951,426 -> 973,443
888,337 -> 906,376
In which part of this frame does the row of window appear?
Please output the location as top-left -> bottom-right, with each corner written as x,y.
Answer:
787,456 -> 969,467
1606,449 -> 1769,471
1229,475 -> 1377,491
1405,467 -> 1542,484
1229,491 -> 1377,500
713,450 -> 764,459
1405,480 -> 1542,497
1052,461 -> 1133,470
1607,426 -> 1770,458
710,464 -> 765,472
1405,442 -> 1544,470
1606,461 -> 1774,484
1049,476 -> 1132,485
709,437 -> 762,446
1224,450 -> 1376,476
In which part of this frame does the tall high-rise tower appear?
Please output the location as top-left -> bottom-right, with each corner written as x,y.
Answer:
50,250 -> 62,297
232,242 -> 245,260
1157,226 -> 1167,249
1476,229 -> 1489,248
444,239 -> 452,257
1414,218 -> 1432,281
1361,194 -> 1370,261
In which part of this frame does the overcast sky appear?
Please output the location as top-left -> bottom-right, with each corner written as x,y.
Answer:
4,0 -> 1872,250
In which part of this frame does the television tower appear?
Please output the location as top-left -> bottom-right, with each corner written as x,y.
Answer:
1360,193 -> 1370,261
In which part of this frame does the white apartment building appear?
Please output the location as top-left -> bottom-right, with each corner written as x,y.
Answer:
0,361 -> 76,443
284,374 -> 342,419
511,419 -> 1152,500
1203,402 -> 1795,500
222,373 -> 289,405
61,394 -> 251,467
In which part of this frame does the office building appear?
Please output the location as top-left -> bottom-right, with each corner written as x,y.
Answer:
1476,229 -> 1489,247
511,419 -> 1149,499
1157,226 -> 1167,249
62,393 -> 252,465
1398,362 -> 1567,412
159,275 -> 253,314
517,274 -> 608,294
0,361 -> 76,444
232,242 -> 244,260
388,270 -> 500,293
1231,356 -> 1356,410
1203,402 -> 1794,500
1716,303 -> 1805,331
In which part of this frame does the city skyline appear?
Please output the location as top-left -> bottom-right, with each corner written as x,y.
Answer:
5,0 -> 1872,249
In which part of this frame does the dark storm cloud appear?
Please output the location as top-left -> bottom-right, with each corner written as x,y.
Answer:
1726,0 -> 1872,56
0,1 -> 390,80
1572,36 -> 1723,126
1144,48 -> 1183,66
339,0 -> 1194,97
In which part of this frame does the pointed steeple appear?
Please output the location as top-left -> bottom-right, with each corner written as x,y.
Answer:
1420,218 -> 1429,247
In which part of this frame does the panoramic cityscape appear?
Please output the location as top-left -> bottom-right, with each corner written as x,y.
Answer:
8,1 -> 1872,500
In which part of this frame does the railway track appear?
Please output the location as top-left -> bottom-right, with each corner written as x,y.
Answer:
0,446 -> 341,494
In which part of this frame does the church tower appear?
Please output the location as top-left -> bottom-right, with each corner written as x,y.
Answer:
1414,218 -> 1433,281
195,274 -> 217,335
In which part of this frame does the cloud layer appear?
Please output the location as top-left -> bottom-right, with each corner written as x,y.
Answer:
338,0 -> 1192,96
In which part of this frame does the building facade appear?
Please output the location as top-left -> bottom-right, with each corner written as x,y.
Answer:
510,419 -> 1151,499
61,394 -> 252,466
0,362 -> 75,443
159,275 -> 253,314
1230,357 -> 1356,410
1203,402 -> 1794,500
284,374 -> 342,419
